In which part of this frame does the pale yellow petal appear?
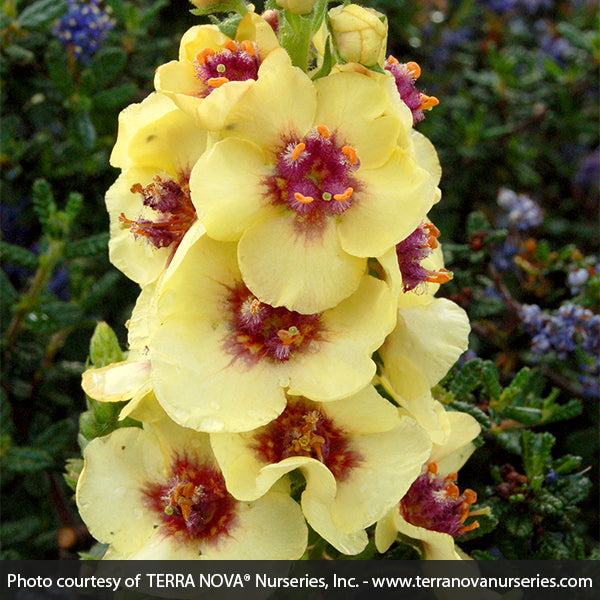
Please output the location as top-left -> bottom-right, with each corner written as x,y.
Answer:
81,360 -> 151,403
238,211 -> 365,314
315,71 -> 401,169
338,148 -> 436,257
394,513 -> 462,560
190,138 -> 275,242
374,507 -> 399,553
431,411 -> 481,473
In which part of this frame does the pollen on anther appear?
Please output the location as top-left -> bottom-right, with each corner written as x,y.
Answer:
341,146 -> 358,165
426,268 -> 453,284
333,187 -> 353,202
317,125 -> 330,138
223,40 -> 237,52
406,61 -> 421,79
427,462 -> 438,475
240,40 -> 255,56
292,143 -> 306,161
294,192 -> 314,204
386,55 -> 399,65
195,47 -> 215,65
207,77 -> 229,88
419,94 -> 439,110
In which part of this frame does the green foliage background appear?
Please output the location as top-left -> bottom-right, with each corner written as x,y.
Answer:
1,0 -> 598,559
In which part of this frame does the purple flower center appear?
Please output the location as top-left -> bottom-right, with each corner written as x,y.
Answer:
385,57 -> 438,126
400,463 -> 479,537
396,222 -> 452,292
144,456 -> 236,543
194,40 -> 261,97
119,173 -> 196,251
251,400 -> 362,481
266,126 -> 361,226
224,284 -> 324,363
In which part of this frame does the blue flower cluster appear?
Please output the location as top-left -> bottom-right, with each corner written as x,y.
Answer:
54,0 -> 114,63
497,187 -> 543,230
520,303 -> 600,396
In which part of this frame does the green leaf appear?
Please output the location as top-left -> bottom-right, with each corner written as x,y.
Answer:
89,48 -> 128,89
17,0 -> 67,28
45,41 -> 75,97
0,241 -> 38,270
93,83 -> 139,111
521,430 -> 555,491
504,512 -> 534,538
64,233 -> 109,259
0,517 -> 41,545
459,509 -> 498,541
3,446 -> 53,472
32,420 -> 76,456
502,405 -> 543,425
32,179 -> 56,228
449,401 -> 492,430
481,361 -> 501,401
70,110 -> 97,150
89,322 -> 124,368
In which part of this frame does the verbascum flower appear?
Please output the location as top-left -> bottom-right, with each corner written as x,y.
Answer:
375,411 -> 482,560
210,387 -> 432,554
190,64 -> 436,313
106,94 -> 208,286
147,234 -> 396,432
276,0 -> 317,14
327,4 -> 388,68
76,419 -> 307,559
155,12 -> 290,129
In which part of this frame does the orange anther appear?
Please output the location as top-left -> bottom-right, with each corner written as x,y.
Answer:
459,521 -> 480,534
333,187 -> 354,202
223,40 -> 237,52
250,299 -> 261,314
292,143 -> 306,161
386,55 -> 399,65
195,47 -> 215,65
424,222 -> 441,238
207,77 -> 229,88
341,145 -> 358,164
277,329 -> 300,345
240,40 -> 255,56
445,482 -> 460,500
406,61 -> 421,79
463,489 -> 477,505
130,183 -> 143,194
419,94 -> 440,110
427,462 -> 438,475
294,192 -> 314,204
317,125 -> 330,138
426,269 -> 453,284
445,472 -> 458,482
426,235 -> 439,249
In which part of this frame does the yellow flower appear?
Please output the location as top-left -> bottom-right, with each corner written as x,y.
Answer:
76,418 -> 307,559
327,4 -> 388,67
275,0 -> 317,14
154,12 -> 290,130
210,387 -> 431,555
106,94 -> 207,286
146,233 -> 395,433
375,411 -> 482,560
190,64 -> 436,313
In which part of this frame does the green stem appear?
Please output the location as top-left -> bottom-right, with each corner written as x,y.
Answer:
3,239 -> 64,349
231,0 -> 248,16
279,10 -> 313,72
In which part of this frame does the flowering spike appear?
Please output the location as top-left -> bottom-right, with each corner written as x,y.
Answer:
333,187 -> 354,202
294,192 -> 314,204
341,145 -> 358,165
292,143 -> 306,161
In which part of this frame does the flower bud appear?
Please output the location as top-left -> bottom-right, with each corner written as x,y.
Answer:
328,4 -> 388,67
275,0 -> 317,14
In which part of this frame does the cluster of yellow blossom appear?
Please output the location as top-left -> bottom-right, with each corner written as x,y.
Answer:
77,1 -> 483,560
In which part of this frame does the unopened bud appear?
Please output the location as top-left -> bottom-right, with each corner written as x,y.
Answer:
328,4 -> 388,67
276,0 -> 317,15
